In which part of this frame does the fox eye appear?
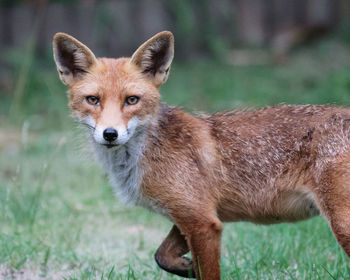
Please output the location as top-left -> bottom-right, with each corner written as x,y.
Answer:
125,96 -> 139,105
86,96 -> 100,105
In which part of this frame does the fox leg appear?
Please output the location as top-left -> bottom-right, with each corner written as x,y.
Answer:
316,156 -> 350,256
175,212 -> 223,280
155,225 -> 195,278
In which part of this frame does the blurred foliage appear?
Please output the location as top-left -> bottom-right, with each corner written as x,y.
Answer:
337,19 -> 350,44
164,0 -> 233,59
0,0 -> 72,5
0,44 -> 69,130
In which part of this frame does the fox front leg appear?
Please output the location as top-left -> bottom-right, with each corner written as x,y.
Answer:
155,225 -> 195,278
181,215 -> 223,280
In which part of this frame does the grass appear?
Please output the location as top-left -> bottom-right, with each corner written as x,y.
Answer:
1,38 -> 350,279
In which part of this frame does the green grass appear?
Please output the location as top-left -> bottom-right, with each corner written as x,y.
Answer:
1,39 -> 350,279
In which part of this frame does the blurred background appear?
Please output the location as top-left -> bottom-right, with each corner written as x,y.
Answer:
1,0 -> 350,128
1,1 -> 350,279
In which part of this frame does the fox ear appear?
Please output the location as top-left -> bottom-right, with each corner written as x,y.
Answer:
131,31 -> 174,87
53,33 -> 97,87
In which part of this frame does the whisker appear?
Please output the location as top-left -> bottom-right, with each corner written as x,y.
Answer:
74,119 -> 95,131
83,123 -> 95,131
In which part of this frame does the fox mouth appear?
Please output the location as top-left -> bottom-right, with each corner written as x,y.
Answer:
102,143 -> 119,149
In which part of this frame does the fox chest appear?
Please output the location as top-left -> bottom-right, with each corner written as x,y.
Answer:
94,144 -> 169,217
93,143 -> 145,205
107,162 -> 170,217
107,158 -> 143,205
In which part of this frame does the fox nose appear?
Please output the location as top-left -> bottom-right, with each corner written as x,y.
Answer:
103,128 -> 118,142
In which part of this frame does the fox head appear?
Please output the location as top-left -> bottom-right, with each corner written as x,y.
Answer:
53,31 -> 174,148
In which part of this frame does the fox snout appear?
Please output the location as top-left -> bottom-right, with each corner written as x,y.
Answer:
90,116 -> 142,148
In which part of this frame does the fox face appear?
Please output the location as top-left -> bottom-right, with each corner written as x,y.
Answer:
53,32 -> 174,149
68,58 -> 160,148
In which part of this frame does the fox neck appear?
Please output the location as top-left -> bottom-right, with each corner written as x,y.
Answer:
91,123 -> 148,206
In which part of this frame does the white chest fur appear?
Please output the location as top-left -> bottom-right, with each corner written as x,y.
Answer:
92,132 -> 145,205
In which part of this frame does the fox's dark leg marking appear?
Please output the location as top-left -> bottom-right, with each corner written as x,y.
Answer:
155,225 -> 195,278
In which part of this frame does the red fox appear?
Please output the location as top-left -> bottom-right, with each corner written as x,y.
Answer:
53,31 -> 350,279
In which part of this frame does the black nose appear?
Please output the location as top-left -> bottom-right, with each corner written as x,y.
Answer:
103,128 -> 118,142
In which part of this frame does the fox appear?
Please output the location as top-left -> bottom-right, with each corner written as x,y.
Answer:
53,31 -> 350,279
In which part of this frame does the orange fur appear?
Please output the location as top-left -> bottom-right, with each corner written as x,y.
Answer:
53,31 -> 350,280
